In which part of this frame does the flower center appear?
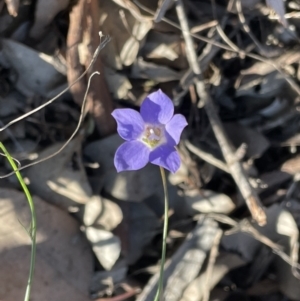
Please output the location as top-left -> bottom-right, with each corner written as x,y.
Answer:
142,125 -> 164,148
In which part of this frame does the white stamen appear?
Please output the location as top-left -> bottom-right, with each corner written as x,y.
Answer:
142,125 -> 165,148
148,127 -> 160,141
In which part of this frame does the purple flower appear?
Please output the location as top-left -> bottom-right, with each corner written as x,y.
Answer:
112,89 -> 188,173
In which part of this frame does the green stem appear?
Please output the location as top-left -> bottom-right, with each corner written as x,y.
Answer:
154,167 -> 169,301
0,142 -> 36,301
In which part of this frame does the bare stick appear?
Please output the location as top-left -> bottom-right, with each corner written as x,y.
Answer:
134,1 -> 300,98
209,214 -> 300,274
235,0 -> 268,56
0,71 -> 99,179
154,0 -> 173,22
184,140 -> 229,173
174,0 -> 266,226
202,229 -> 223,301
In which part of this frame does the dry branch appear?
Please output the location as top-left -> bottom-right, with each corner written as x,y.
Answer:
175,0 -> 267,226
154,0 -> 173,22
135,1 -> 300,98
202,229 -> 223,301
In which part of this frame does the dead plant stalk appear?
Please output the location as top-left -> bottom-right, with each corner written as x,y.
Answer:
174,0 -> 267,226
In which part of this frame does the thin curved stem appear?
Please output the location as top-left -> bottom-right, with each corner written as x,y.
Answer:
0,71 -> 99,179
154,167 -> 169,301
0,142 -> 36,301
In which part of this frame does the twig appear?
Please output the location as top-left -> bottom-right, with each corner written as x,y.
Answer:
0,32 -> 110,179
215,25 -> 240,53
95,289 -> 140,301
174,0 -> 266,226
235,0 -> 269,56
209,213 -> 300,273
175,4 -> 235,104
211,0 -> 240,53
154,0 -> 173,23
238,220 -> 300,275
134,1 -> 300,98
184,140 -> 229,173
202,229 -> 223,301
0,151 -> 21,168
134,0 -> 239,52
190,20 -> 218,34
0,71 -> 99,179
270,11 -> 300,20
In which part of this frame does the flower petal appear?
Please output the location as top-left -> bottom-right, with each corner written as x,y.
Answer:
140,89 -> 174,125
112,109 -> 144,141
149,144 -> 180,173
165,114 -> 188,145
114,141 -> 150,172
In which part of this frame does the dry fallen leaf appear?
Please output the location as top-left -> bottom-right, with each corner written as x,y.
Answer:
131,57 -> 183,82
0,39 -> 66,97
26,137 -> 92,210
86,227 -> 121,270
104,67 -> 132,99
180,253 -> 246,301
0,188 -> 93,301
83,195 -> 123,230
120,20 -> 152,66
30,0 -> 70,39
184,189 -> 236,215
